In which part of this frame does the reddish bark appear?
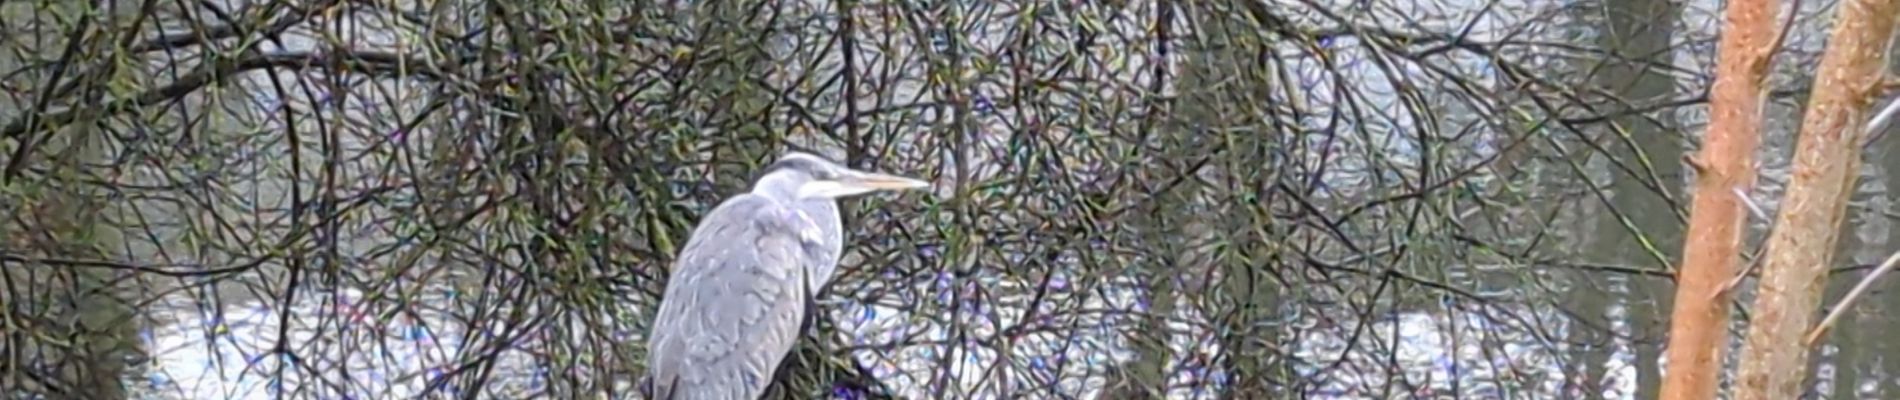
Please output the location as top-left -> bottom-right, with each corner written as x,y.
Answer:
1733,0 -> 1898,397
1655,0 -> 1778,397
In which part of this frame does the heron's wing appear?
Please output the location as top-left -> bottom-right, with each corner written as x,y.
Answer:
647,194 -> 826,400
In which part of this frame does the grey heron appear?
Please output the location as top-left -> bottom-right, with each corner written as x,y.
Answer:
644,151 -> 930,400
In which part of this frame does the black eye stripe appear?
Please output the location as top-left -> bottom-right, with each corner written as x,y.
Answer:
758,153 -> 840,180
758,159 -> 809,178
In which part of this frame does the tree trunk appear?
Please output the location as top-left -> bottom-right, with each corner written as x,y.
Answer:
1119,1 -> 1179,397
0,126 -> 138,400
1732,0 -> 1898,397
1169,2 -> 1293,397
701,0 -> 780,186
1655,0 -> 1779,397
1582,0 -> 1687,396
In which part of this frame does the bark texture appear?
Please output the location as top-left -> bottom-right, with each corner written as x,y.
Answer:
1733,0 -> 1899,398
1655,0 -> 1779,397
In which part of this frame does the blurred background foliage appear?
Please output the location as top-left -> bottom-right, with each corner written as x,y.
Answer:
0,0 -> 1895,399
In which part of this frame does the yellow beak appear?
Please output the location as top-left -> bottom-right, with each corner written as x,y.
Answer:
846,172 -> 931,191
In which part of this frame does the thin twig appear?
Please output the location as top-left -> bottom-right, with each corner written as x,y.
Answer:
1712,186 -> 1774,301
1806,249 -> 1900,345
1861,94 -> 1900,146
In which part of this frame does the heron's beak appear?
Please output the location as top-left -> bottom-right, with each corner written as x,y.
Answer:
844,171 -> 931,191
797,170 -> 931,199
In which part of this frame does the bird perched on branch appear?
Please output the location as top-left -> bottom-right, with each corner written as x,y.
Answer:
644,151 -> 930,400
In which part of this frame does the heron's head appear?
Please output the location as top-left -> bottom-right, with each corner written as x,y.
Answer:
754,152 -> 931,200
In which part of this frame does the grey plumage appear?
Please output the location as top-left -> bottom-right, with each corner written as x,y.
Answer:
645,152 -> 928,400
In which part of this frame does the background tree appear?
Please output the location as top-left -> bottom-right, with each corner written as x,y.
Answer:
1734,0 -> 1897,397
